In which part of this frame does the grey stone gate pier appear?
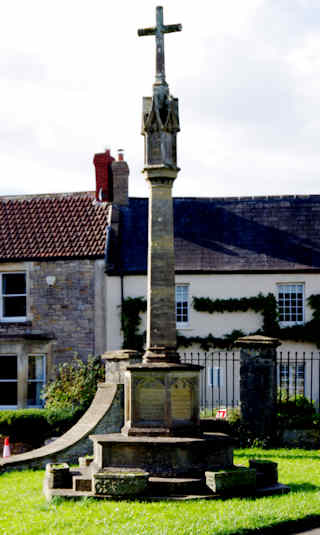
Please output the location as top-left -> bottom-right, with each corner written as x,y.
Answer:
236,335 -> 280,439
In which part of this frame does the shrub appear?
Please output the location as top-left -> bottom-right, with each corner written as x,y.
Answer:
0,407 -> 84,446
200,396 -> 320,449
42,356 -> 105,412
45,406 -> 84,436
0,409 -> 50,445
221,409 -> 266,448
277,394 -> 320,429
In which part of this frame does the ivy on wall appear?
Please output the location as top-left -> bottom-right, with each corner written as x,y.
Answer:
193,294 -> 278,334
183,293 -> 320,349
177,330 -> 246,351
122,293 -> 320,351
121,297 -> 146,351
178,293 -> 279,350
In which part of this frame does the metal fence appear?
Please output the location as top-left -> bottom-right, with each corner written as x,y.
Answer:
180,350 -> 320,415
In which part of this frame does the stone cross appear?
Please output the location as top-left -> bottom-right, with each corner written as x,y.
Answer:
138,6 -> 182,85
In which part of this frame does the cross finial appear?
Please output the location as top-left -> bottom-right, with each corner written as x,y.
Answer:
138,6 -> 182,86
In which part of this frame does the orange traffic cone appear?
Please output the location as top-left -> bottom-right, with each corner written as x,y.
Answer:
3,437 -> 11,458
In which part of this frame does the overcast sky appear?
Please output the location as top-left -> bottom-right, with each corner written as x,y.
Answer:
1,0 -> 320,198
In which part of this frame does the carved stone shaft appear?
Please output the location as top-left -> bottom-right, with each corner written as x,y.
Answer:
144,168 -> 178,362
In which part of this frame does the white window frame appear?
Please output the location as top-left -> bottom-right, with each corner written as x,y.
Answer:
0,272 -> 27,322
176,284 -> 190,329
27,354 -> 46,408
0,354 -> 18,409
277,283 -> 304,326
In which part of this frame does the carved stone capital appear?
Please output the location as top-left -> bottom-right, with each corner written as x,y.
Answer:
143,165 -> 179,181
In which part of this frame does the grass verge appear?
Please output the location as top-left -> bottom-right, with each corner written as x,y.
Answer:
0,449 -> 319,534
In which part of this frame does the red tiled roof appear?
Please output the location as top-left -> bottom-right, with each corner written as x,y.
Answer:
0,192 -> 110,260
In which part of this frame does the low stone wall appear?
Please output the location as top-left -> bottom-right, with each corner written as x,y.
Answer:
281,428 -> 320,449
0,383 -> 123,472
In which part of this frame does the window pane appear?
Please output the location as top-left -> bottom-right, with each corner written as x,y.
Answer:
3,296 -> 26,317
0,355 -> 17,380
176,285 -> 189,324
27,382 -> 43,406
2,273 -> 26,295
278,284 -> 304,323
209,367 -> 223,388
0,383 -> 17,405
279,363 -> 304,396
28,356 -> 45,381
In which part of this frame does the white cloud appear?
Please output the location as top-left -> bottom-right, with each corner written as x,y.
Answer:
1,0 -> 320,197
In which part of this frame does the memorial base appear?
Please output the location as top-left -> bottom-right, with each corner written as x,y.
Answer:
122,362 -> 202,437
90,434 -> 234,477
44,448 -> 290,501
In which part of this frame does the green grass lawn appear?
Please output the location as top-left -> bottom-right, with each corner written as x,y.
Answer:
0,449 -> 320,535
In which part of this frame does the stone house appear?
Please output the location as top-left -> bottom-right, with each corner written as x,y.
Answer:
2,148 -> 320,408
0,151 -> 129,409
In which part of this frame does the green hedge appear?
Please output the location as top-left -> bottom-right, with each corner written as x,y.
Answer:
0,407 -> 84,446
277,395 -> 320,430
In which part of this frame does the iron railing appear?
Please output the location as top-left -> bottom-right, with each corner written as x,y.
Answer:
180,350 -> 320,415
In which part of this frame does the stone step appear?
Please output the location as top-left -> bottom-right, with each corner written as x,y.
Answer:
255,483 -> 290,496
148,476 -> 208,496
256,470 -> 274,488
73,475 -> 92,492
249,460 -> 278,487
44,488 -> 95,501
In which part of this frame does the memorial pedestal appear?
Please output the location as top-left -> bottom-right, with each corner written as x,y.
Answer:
122,362 -> 202,437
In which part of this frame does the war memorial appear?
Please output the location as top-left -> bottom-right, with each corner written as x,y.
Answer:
42,7 -> 288,500
0,6 -> 289,500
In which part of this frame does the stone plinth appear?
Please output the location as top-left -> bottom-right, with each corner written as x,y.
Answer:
90,433 -> 235,477
122,362 -> 202,436
93,468 -> 149,496
249,460 -> 278,486
45,463 -> 72,490
205,467 -> 256,495
101,349 -> 142,385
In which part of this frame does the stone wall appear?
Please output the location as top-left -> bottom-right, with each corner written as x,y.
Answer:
30,259 -> 96,367
2,261 -> 96,358
30,260 -> 94,364
0,259 -> 104,404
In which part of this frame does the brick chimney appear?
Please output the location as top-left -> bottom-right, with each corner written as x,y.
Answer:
111,149 -> 129,206
93,149 -> 114,202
